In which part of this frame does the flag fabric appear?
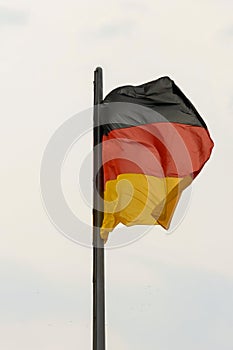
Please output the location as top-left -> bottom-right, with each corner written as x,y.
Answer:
99,77 -> 214,242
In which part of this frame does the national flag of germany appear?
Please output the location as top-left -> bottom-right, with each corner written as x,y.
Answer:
99,77 -> 214,242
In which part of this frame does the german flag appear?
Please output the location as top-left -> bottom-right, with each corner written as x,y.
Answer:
99,77 -> 214,242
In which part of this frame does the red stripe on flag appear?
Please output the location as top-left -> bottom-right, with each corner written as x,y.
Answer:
102,122 -> 214,185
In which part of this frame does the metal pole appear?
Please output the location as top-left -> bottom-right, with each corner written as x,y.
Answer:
93,67 -> 105,350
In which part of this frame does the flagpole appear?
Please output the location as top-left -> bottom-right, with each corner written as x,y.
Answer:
93,67 -> 105,350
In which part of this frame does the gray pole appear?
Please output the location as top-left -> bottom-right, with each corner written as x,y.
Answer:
93,67 -> 105,350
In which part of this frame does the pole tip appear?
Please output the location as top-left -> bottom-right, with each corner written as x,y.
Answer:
95,66 -> 103,73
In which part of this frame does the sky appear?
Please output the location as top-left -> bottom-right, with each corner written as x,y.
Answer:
0,0 -> 233,349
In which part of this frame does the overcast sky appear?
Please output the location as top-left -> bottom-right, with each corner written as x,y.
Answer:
0,0 -> 233,349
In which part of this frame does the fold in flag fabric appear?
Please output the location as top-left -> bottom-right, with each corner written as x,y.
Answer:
99,76 -> 214,242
